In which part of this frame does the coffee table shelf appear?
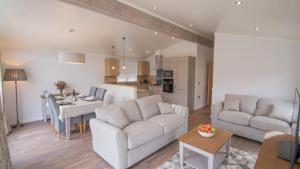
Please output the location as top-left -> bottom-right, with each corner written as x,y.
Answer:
184,150 -> 227,169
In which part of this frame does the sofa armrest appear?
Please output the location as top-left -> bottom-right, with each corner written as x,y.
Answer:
90,118 -> 128,169
211,102 -> 223,127
172,104 -> 189,132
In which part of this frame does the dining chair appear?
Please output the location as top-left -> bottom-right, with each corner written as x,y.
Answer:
47,94 -> 83,138
95,88 -> 107,101
89,86 -> 98,97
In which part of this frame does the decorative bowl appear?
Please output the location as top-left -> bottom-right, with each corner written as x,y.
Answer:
198,130 -> 216,137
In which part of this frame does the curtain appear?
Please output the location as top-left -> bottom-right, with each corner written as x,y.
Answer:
0,109 -> 12,169
0,52 -> 10,134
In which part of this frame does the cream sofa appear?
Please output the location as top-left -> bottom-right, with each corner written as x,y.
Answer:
90,95 -> 189,169
211,94 -> 296,142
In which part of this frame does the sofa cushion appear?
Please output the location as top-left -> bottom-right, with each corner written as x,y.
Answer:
147,114 -> 184,133
255,98 -> 274,116
123,121 -> 164,149
136,95 -> 162,120
223,100 -> 240,111
219,111 -> 252,126
95,104 -> 119,121
269,102 -> 294,124
250,116 -> 291,133
157,102 -> 175,114
119,100 -> 143,122
225,94 -> 258,115
105,108 -> 130,129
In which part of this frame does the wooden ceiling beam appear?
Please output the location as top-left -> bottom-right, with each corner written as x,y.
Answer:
58,0 -> 213,47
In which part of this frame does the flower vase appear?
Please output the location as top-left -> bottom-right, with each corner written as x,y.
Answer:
59,89 -> 64,95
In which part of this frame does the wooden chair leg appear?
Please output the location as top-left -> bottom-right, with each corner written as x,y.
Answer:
79,122 -> 83,134
83,121 -> 86,133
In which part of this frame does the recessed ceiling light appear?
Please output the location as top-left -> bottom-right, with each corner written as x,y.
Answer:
254,27 -> 260,31
188,24 -> 192,27
154,31 -> 158,35
128,48 -> 132,51
235,1 -> 243,6
146,50 -> 149,54
171,37 -> 175,40
152,6 -> 157,10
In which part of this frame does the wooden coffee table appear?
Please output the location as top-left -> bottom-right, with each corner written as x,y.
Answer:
178,128 -> 232,169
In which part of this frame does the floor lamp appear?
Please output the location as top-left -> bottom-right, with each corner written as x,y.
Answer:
3,69 -> 27,128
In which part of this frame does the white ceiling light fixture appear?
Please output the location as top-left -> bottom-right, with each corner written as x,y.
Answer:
152,6 -> 157,10
111,45 -> 116,70
122,37 -> 126,70
154,31 -> 158,35
254,26 -> 260,31
128,48 -> 132,51
171,36 -> 175,40
188,24 -> 192,28
146,50 -> 149,54
235,1 -> 243,6
58,29 -> 85,64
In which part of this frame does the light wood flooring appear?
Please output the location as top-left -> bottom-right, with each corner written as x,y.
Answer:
8,107 -> 261,169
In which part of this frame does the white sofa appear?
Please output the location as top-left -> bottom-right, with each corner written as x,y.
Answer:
90,95 -> 189,169
211,94 -> 296,142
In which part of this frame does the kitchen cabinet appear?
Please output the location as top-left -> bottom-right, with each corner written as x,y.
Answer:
137,61 -> 150,76
105,58 -> 119,76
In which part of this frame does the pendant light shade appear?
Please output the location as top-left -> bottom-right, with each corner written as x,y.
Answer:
122,37 -> 126,70
59,29 -> 85,64
58,52 -> 85,64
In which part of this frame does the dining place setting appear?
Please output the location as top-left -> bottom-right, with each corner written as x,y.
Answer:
41,81 -> 107,141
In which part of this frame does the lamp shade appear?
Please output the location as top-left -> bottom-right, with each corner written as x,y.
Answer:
3,69 -> 27,81
58,52 -> 85,64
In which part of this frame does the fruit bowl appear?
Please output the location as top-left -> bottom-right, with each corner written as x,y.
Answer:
197,123 -> 216,138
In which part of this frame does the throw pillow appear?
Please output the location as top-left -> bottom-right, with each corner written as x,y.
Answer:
157,102 -> 175,114
95,104 -> 117,121
269,102 -> 294,124
105,108 -> 130,129
223,100 -> 240,111
255,104 -> 273,116
136,95 -> 162,120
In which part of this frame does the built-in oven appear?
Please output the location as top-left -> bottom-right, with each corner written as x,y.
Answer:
163,79 -> 173,93
163,70 -> 173,78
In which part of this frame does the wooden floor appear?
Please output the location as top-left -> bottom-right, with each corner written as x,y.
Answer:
8,107 -> 261,169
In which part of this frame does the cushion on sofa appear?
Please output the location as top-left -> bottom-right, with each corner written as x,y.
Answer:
147,114 -> 184,133
105,108 -> 130,129
123,121 -> 164,149
136,95 -> 162,120
219,111 -> 252,126
269,102 -> 294,124
95,104 -> 119,120
225,94 -> 258,115
119,100 -> 143,122
157,102 -> 175,114
223,100 -> 240,111
250,116 -> 291,133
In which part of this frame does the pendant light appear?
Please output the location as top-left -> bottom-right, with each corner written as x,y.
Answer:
122,37 -> 126,70
58,29 -> 85,64
111,45 -> 116,70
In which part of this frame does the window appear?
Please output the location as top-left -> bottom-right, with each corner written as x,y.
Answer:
117,61 -> 137,82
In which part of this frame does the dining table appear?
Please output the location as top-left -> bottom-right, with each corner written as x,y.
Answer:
57,97 -> 103,140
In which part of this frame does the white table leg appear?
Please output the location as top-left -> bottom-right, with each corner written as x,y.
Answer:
65,117 -> 70,141
179,141 -> 184,168
226,138 -> 231,157
208,154 -> 214,169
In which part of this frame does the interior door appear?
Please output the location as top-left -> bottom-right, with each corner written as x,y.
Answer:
174,58 -> 188,106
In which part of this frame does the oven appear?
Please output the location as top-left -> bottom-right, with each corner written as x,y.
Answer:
163,79 -> 173,93
163,70 -> 173,78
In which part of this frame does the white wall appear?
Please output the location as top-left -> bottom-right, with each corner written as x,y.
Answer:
213,33 -> 300,103
162,41 -> 213,110
1,49 -> 105,124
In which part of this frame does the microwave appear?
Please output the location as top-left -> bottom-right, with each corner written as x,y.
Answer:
164,70 -> 173,78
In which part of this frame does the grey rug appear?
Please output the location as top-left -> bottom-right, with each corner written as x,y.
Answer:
157,147 -> 257,169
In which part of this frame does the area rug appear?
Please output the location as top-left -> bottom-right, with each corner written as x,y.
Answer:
157,147 -> 257,169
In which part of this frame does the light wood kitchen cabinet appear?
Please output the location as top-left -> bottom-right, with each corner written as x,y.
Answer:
105,58 -> 119,76
137,61 -> 150,76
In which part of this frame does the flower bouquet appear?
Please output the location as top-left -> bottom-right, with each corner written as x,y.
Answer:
54,80 -> 67,94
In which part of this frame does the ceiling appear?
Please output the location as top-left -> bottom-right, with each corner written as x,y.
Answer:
120,0 -> 300,41
0,0 -> 180,57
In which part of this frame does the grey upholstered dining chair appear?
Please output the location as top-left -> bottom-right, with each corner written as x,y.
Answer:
47,94 -> 82,136
88,86 -> 98,97
95,88 -> 107,101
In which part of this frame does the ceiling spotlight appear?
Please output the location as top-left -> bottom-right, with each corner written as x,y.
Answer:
128,48 -> 132,51
146,50 -> 149,54
235,1 -> 243,6
188,24 -> 192,27
152,6 -> 157,10
254,27 -> 260,31
171,36 -> 175,40
154,31 -> 158,35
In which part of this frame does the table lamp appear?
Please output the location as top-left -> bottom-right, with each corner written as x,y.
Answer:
3,69 -> 27,128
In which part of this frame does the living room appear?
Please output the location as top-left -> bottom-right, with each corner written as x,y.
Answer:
1,0 -> 300,169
